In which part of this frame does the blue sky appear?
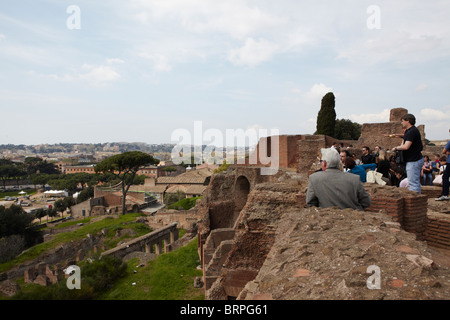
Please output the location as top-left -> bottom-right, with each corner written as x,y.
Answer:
1,0 -> 449,146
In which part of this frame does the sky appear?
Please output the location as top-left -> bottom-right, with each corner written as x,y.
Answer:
1,0 -> 449,147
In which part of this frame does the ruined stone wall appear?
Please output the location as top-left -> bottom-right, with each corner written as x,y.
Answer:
203,171 -> 305,299
0,233 -> 102,283
200,166 -> 450,300
147,208 -> 200,230
238,207 -> 450,300
198,107 -> 449,300
358,122 -> 404,150
357,108 -> 427,150
297,135 -> 327,175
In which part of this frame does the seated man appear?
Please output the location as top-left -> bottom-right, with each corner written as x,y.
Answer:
306,148 -> 372,211
361,146 -> 376,164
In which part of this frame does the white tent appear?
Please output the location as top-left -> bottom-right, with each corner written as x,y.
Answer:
44,190 -> 68,198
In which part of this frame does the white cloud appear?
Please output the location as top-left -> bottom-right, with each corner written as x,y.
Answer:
305,84 -> 334,102
419,106 -> 450,140
79,64 -> 121,84
419,108 -> 450,121
348,109 -> 390,124
138,52 -> 172,72
287,83 -> 335,105
47,61 -> 121,86
129,0 -> 284,40
415,83 -> 428,92
106,58 -> 125,64
228,37 -> 278,67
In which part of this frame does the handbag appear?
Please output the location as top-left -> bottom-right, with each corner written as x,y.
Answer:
367,171 -> 387,185
395,150 -> 405,166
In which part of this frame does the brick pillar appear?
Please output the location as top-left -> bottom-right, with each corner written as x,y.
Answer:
403,195 -> 428,240
425,218 -> 450,249
366,197 -> 404,224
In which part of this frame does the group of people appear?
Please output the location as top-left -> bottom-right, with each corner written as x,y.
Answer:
422,154 -> 447,186
306,113 -> 450,211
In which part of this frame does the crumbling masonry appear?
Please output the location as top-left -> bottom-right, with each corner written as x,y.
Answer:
197,108 -> 450,299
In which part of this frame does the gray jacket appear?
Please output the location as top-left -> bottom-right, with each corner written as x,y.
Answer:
306,168 -> 371,211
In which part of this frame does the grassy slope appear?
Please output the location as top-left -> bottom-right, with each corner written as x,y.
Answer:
1,213 -> 203,300
102,238 -> 204,300
0,213 -> 148,273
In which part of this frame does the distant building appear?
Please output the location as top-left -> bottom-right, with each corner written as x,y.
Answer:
65,164 -> 96,174
128,166 -> 214,203
65,164 -> 186,178
71,188 -> 158,218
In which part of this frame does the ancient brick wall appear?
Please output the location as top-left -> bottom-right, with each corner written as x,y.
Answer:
358,122 -> 404,150
366,196 -> 405,224
248,135 -> 304,169
147,208 -> 200,230
421,186 -> 443,199
425,217 -> 450,249
297,134 -> 327,175
365,186 -> 428,240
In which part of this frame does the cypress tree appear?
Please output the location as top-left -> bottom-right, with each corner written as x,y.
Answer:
314,92 -> 336,137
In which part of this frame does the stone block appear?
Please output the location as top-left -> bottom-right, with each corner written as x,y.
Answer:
34,274 -> 50,287
24,267 -> 36,284
390,108 -> 408,122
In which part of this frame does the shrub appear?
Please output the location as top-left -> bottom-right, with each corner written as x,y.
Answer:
0,235 -> 26,263
167,197 -> 201,210
164,190 -> 186,206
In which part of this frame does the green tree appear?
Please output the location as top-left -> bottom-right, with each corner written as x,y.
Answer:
0,165 -> 25,189
95,151 -> 159,214
315,92 -> 336,137
54,196 -> 76,216
0,204 -> 42,248
76,186 -> 94,203
334,119 -> 362,140
34,208 -> 47,224
24,157 -> 58,175
54,198 -> 68,217
30,173 -> 53,190
47,208 -> 58,222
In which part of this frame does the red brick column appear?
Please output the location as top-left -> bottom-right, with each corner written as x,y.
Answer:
403,196 -> 428,240
425,218 -> 450,249
366,197 -> 404,224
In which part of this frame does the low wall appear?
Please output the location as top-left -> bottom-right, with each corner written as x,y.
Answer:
425,214 -> 450,250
